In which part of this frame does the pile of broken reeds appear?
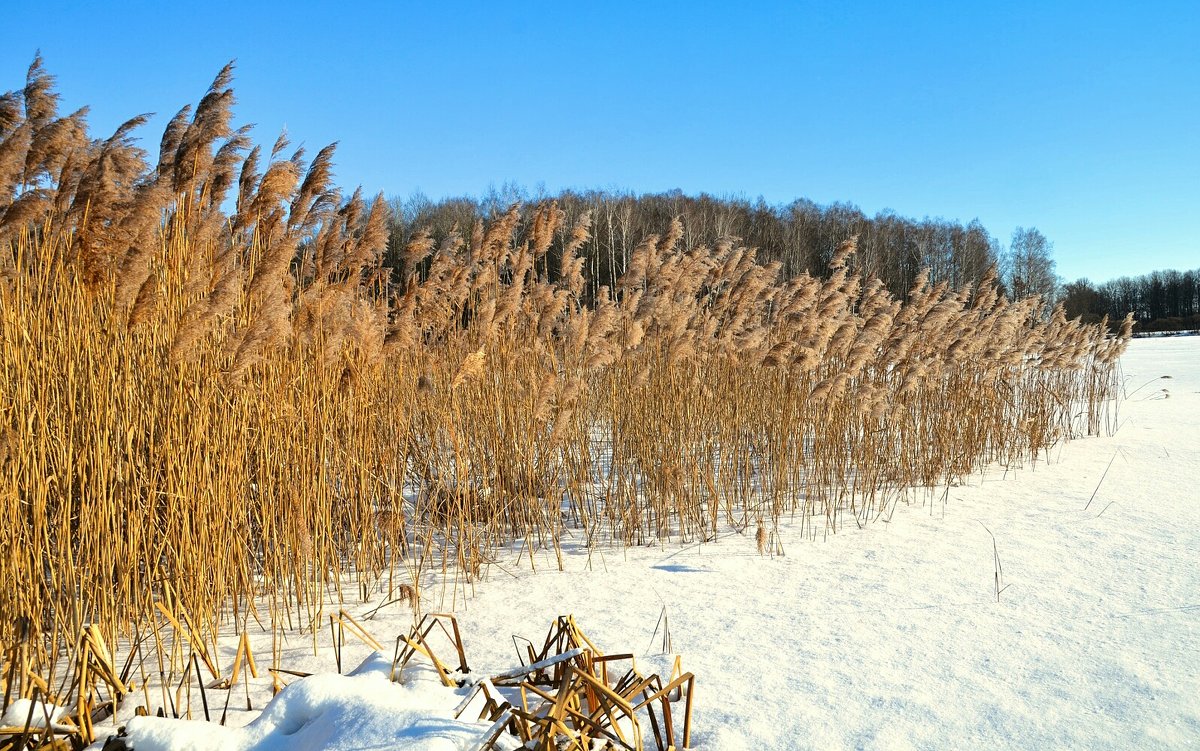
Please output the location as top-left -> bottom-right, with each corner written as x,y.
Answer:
6,613 -> 691,751
456,615 -> 694,751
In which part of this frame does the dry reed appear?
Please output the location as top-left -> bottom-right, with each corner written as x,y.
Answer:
0,59 -> 1130,741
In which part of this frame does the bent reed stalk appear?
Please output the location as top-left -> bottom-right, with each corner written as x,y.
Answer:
0,59 -> 1131,726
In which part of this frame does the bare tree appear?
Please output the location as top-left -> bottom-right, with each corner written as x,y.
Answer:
1004,226 -> 1057,303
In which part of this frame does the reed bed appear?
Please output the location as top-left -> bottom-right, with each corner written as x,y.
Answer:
0,59 -> 1131,741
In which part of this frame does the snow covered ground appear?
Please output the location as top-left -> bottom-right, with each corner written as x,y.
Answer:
97,336 -> 1199,750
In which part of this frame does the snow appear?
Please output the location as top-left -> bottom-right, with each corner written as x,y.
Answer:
1,698 -> 67,730
91,336 -> 1198,750
118,656 -> 502,751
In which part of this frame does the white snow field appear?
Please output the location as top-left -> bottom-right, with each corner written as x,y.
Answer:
101,336 -> 1199,750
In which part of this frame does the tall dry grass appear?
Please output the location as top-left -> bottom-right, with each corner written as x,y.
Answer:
0,59 -> 1131,733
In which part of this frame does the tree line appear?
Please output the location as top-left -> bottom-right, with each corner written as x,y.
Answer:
386,187 -> 1059,305
1063,270 -> 1200,333
389,186 -> 1198,334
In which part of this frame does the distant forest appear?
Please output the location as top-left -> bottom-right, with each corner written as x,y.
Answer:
1062,271 -> 1200,333
386,187 -> 1193,333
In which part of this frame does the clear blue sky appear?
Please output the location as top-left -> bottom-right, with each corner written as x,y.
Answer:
3,1 -> 1197,283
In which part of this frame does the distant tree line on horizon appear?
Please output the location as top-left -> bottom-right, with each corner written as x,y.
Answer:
386,186 -> 1191,333
1062,270 -> 1200,333
385,187 -> 1059,306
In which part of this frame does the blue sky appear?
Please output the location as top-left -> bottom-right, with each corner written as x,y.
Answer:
3,1 -> 1197,283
